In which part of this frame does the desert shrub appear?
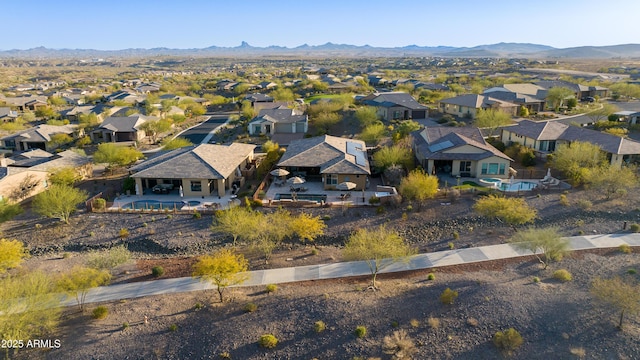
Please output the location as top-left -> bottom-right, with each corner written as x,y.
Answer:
619,244 -> 632,254
521,150 -> 536,167
493,328 -> 523,352
376,206 -> 385,214
122,322 -> 129,330
368,196 -> 381,204
219,351 -> 231,359
311,248 -> 319,256
553,269 -> 573,282
314,320 -> 326,333
194,302 -> 203,310
93,198 -> 106,211
533,276 -> 540,283
440,288 -> 458,305
410,319 -> 420,328
382,329 -> 417,359
193,211 -> 202,219
406,204 -> 413,212
428,317 -> 440,329
486,137 -> 506,152
169,324 -> 178,332
354,325 -> 367,338
152,266 -> 164,277
244,302 -> 257,313
628,268 -> 637,275
570,347 -> 586,358
258,334 -> 278,348
575,219 -> 585,227
630,223 -> 640,233
265,284 -> 277,293
452,231 -> 460,240
119,228 -> 130,238
86,245 -> 131,270
92,306 -> 108,320
321,215 -> 331,221
427,273 -> 435,281
576,199 -> 592,210
62,252 -> 71,259
559,194 -> 570,206
390,320 -> 399,328
448,242 -> 455,250
467,318 -> 479,327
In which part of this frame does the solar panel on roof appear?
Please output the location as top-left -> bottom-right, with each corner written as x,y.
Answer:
428,140 -> 454,153
346,141 -> 367,166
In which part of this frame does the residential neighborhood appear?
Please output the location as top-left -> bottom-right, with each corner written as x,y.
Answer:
2,23 -> 640,359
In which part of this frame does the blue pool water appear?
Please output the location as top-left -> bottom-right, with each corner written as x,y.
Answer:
274,193 -> 327,202
499,181 -> 537,192
121,200 -> 201,210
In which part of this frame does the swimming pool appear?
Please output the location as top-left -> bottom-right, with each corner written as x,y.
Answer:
274,193 -> 327,203
121,200 -> 201,210
499,181 -> 538,192
478,178 -> 502,187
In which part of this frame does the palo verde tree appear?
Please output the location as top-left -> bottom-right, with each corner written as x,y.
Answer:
546,87 -> 574,111
212,205 -> 260,246
343,225 -> 415,289
57,266 -> 112,311
161,137 -> 193,150
473,195 -> 537,229
474,108 -> 513,136
355,106 -> 380,128
372,144 -> 413,173
550,141 -> 604,186
93,143 -> 143,170
584,164 -> 638,200
398,168 -> 439,210
192,249 -> 249,302
591,276 -> 640,330
0,199 -> 23,223
49,166 -> 81,186
289,212 -> 326,244
32,184 -> 88,224
587,103 -> 619,123
510,227 -> 569,269
0,239 -> 29,274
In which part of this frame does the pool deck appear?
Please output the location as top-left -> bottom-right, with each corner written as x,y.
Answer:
110,191 -> 241,211
264,180 -> 379,206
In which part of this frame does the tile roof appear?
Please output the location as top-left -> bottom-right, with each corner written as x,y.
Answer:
129,143 -> 255,180
277,135 -> 370,175
1,124 -> 76,143
440,94 -> 519,109
363,92 -> 428,110
413,127 -> 512,162
98,115 -> 155,132
252,107 -> 306,124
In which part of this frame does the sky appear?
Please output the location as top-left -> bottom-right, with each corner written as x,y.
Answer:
2,0 -> 639,51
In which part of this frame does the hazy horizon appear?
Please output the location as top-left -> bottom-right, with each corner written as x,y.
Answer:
2,0 -> 639,51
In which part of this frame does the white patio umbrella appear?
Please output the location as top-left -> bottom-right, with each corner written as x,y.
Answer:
179,185 -> 184,198
287,176 -> 306,185
135,183 -> 140,196
336,181 -> 357,191
546,168 -> 552,179
270,168 -> 290,177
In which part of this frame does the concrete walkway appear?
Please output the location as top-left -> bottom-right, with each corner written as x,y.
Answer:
67,233 -> 640,307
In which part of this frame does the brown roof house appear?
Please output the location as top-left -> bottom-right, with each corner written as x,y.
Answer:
500,120 -> 640,167
439,94 -> 519,119
248,106 -> 308,146
277,135 -> 370,190
129,143 -> 255,197
412,127 -> 512,178
0,149 -> 92,203
361,92 -> 429,121
90,114 -> 156,143
0,124 -> 78,152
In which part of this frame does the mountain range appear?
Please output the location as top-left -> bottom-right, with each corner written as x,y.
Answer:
1,42 -> 640,59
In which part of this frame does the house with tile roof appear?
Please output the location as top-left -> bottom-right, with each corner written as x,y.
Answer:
0,95 -> 49,111
360,92 -> 429,121
128,143 -> 255,197
439,94 -> 519,119
483,86 -> 547,113
248,106 -> 308,136
535,80 -> 609,100
90,114 -> 156,143
0,107 -> 19,122
412,127 -> 512,179
276,135 -> 370,190
0,124 -> 78,152
0,149 -> 92,202
500,120 -> 640,167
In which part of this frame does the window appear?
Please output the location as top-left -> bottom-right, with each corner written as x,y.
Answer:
325,174 -> 338,185
459,161 -> 471,173
481,163 -> 506,175
190,180 -> 202,192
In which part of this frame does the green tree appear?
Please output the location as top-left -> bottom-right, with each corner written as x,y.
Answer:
248,209 -> 295,261
393,120 -> 421,141
271,88 -> 295,101
355,106 -> 380,128
587,103 -> 619,123
241,100 -> 257,120
550,141 -> 604,185
49,166 -> 81,186
93,143 -> 143,169
35,107 -> 59,119
212,205 -> 259,245
48,133 -> 73,148
584,164 -> 638,200
372,145 -> 413,172
312,111 -> 341,134
343,225 -> 414,289
0,271 -> 61,355
0,239 -> 29,273
0,199 -> 23,223
519,106 -> 529,117
75,135 -> 92,147
140,119 -> 172,143
546,87 -> 574,111
192,249 -> 249,302
510,227 -> 569,269
32,184 -> 88,224
359,123 -> 386,145
399,168 -> 439,210
161,137 -> 193,150
474,109 -> 512,136
57,266 -> 111,311
591,276 -> 640,330
473,195 -> 537,228
256,141 -> 282,177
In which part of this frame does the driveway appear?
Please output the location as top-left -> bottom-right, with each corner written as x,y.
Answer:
178,114 -> 230,144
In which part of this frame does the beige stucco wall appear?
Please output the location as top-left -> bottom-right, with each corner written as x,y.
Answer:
0,170 -> 49,202
476,156 -> 511,179
443,144 -> 485,154
323,173 -> 367,191
440,103 -> 478,119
